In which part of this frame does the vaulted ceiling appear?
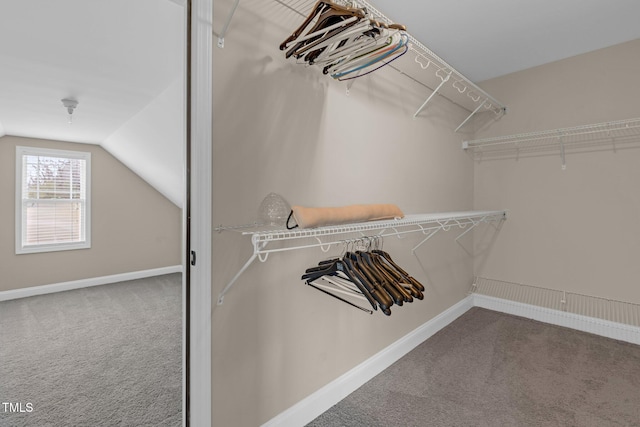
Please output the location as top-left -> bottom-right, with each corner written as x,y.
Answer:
0,0 -> 184,206
372,0 -> 640,82
3,0 -> 640,210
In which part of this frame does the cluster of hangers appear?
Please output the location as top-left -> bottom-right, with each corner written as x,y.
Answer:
280,1 -> 408,81
301,236 -> 425,316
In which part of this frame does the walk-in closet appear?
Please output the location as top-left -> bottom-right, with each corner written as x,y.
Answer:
211,1 -> 640,425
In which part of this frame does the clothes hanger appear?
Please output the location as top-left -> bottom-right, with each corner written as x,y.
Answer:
364,235 -> 422,300
306,280 -> 374,314
279,1 -> 333,50
329,32 -> 408,78
303,6 -> 404,66
324,30 -> 399,73
300,234 -> 426,315
367,251 -> 414,303
307,268 -> 375,314
321,33 -> 392,74
302,257 -> 379,312
361,237 -> 414,303
334,42 -> 407,81
293,18 -> 376,63
309,24 -> 385,67
313,16 -> 394,66
285,15 -> 361,59
370,252 -> 422,300
356,250 -> 405,306
345,252 -> 393,313
372,249 -> 425,293
280,1 -> 365,52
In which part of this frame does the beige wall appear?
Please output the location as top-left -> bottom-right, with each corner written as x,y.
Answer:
0,136 -> 182,291
473,39 -> 640,303
212,1 -> 490,425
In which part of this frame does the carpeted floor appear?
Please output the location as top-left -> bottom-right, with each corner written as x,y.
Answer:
307,307 -> 640,427
0,273 -> 182,427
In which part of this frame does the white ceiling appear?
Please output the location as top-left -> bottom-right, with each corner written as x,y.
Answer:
0,0 -> 185,206
2,0 -> 640,206
0,0 -> 183,144
372,0 -> 640,82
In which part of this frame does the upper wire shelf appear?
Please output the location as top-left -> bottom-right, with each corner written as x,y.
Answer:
463,117 -> 640,167
343,0 -> 506,128
215,210 -> 507,304
217,0 -> 507,130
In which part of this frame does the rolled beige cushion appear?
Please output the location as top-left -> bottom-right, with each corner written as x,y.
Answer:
289,204 -> 404,229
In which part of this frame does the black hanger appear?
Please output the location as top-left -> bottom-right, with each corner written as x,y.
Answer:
306,282 -> 373,314
302,258 -> 379,312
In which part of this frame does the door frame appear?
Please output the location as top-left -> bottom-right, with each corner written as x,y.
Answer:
185,0 -> 212,425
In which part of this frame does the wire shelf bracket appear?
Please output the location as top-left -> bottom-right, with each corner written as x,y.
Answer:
216,210 -> 507,304
217,0 -> 241,48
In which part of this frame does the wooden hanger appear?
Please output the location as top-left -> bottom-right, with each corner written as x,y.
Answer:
280,1 -> 365,51
373,249 -> 425,293
356,251 -> 405,306
345,252 -> 393,314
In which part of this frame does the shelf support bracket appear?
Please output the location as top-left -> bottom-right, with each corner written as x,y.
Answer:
412,229 -> 439,253
346,79 -> 356,96
217,237 -> 265,305
217,0 -> 240,48
559,136 -> 567,170
455,99 -> 487,132
413,71 -> 451,118
455,220 -> 479,242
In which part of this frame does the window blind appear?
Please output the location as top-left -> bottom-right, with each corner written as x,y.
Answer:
16,147 -> 91,254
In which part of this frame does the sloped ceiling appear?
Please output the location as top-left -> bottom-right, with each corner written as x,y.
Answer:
372,0 -> 640,82
4,0 -> 640,209
0,0 -> 184,206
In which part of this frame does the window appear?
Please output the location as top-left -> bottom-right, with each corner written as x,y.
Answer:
16,146 -> 91,254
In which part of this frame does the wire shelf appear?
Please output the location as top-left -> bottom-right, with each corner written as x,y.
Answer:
218,0 -> 507,129
463,117 -> 640,166
244,211 -> 505,243
216,210 -> 507,304
472,276 -> 640,328
349,0 -> 506,122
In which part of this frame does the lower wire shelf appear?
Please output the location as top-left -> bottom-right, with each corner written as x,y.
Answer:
215,210 -> 507,305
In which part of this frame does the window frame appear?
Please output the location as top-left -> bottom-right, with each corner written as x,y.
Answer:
15,146 -> 92,254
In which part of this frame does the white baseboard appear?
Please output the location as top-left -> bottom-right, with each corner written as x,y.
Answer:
0,265 -> 183,302
473,293 -> 640,345
261,296 -> 474,427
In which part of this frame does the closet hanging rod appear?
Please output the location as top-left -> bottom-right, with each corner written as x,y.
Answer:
216,210 -> 507,305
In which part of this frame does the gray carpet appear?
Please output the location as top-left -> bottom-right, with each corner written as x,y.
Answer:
0,273 -> 182,427
307,307 -> 640,427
